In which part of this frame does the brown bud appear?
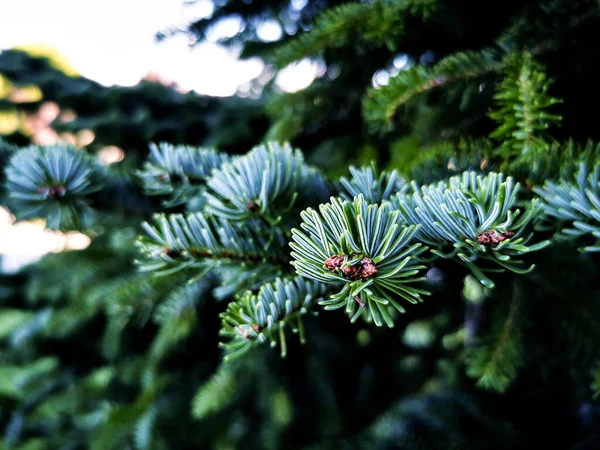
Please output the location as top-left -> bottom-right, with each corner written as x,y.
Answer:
163,248 -> 182,259
360,258 -> 377,278
477,230 -> 514,248
49,185 -> 66,197
324,255 -> 345,271
246,199 -> 260,211
342,264 -> 362,280
39,185 -> 66,198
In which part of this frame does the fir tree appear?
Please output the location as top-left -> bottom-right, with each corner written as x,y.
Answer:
3,1 -> 600,449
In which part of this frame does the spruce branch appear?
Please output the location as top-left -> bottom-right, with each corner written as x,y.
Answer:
137,212 -> 290,274
219,277 -> 325,360
489,52 -> 562,164
394,171 -> 549,287
339,163 -> 407,204
290,195 -> 429,327
364,47 -> 505,132
4,144 -> 104,230
137,142 -> 230,208
535,162 -> 600,251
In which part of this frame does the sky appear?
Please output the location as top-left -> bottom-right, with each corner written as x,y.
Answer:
0,0 -> 317,95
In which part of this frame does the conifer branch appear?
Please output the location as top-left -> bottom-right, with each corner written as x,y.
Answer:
219,277 -> 325,360
490,53 -> 562,164
465,281 -> 525,393
4,144 -> 104,230
394,171 -> 549,287
148,279 -> 207,364
291,195 -> 428,327
364,48 -> 505,132
535,162 -> 600,251
191,364 -> 237,419
271,0 -> 437,67
137,142 -> 230,207
203,142 -> 325,222
339,163 -> 407,204
137,212 -> 290,274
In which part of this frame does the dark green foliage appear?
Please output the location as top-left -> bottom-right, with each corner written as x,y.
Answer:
270,0 -> 437,68
464,282 -> 526,392
490,53 -> 562,164
364,47 -> 505,132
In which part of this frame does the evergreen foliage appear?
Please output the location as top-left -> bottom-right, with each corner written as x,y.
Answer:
4,144 -> 104,229
291,195 -> 427,326
364,47 -> 505,132
489,53 -> 562,164
394,171 -> 548,287
137,142 -> 230,208
270,0 -> 437,67
4,0 -> 600,448
220,277 -> 325,359
535,162 -> 600,251
339,163 -> 407,204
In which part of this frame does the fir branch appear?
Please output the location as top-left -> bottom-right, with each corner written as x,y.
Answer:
137,142 -> 230,208
363,47 -> 505,132
0,309 -> 37,341
489,53 -> 562,164
508,139 -> 600,188
271,0 -> 437,67
339,163 -> 408,204
137,212 -> 290,274
219,277 -> 325,359
133,406 -> 158,450
465,281 -> 525,393
203,142 -> 304,221
148,280 -> 207,364
90,383 -> 162,450
534,162 -> 600,251
290,195 -> 429,327
30,366 -> 115,422
4,144 -> 104,230
394,138 -> 493,186
394,171 -> 549,287
191,364 -> 237,419
0,358 -> 59,400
